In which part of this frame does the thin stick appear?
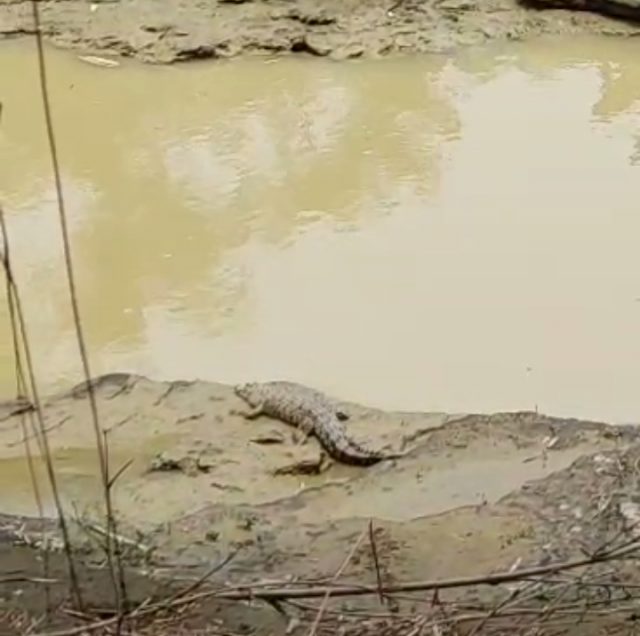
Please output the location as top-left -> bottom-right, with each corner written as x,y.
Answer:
533,573 -> 588,632
0,207 -> 84,609
53,543 -> 629,636
0,576 -> 58,585
210,541 -> 640,601
5,415 -> 70,448
368,520 -> 385,605
78,521 -> 152,556
467,581 -> 528,636
33,596 -> 640,636
29,0 -> 128,615
1,200 -> 52,615
307,526 -> 368,636
161,550 -> 239,606
107,458 -> 134,489
30,537 -> 640,636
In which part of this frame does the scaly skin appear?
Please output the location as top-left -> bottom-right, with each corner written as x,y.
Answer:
233,381 -> 403,466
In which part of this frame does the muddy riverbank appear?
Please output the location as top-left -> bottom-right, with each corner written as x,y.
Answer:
0,373 -> 635,530
2,0 -> 640,62
3,375 -> 640,634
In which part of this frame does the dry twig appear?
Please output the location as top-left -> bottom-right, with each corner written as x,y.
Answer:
209,541 -> 640,602
368,520 -> 385,605
29,0 -> 129,619
307,527 -> 368,636
0,207 -> 83,609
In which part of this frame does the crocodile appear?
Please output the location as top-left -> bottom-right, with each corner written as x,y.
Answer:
233,380 -> 404,466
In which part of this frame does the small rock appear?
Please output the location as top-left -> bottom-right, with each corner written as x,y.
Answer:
250,432 -> 285,445
148,452 -> 211,477
302,34 -> 334,56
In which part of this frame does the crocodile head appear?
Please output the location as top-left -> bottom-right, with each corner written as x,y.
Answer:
233,382 -> 261,405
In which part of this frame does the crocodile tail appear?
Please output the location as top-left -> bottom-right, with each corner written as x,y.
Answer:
350,442 -> 406,464
315,432 -> 378,466
333,446 -> 386,466
334,438 -> 398,465
313,421 -> 398,466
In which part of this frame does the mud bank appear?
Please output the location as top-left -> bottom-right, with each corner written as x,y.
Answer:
0,373 -> 635,528
3,375 -> 640,633
0,374 -> 639,570
2,0 -> 640,62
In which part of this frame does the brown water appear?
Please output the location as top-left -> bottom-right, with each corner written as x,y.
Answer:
2,36 -> 640,423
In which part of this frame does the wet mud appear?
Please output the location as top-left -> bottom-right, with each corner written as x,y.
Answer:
1,375 -> 639,573
0,373 -> 631,527
3,375 -> 640,634
1,0 -> 640,63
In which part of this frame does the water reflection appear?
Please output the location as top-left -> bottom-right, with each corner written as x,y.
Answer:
1,36 -> 640,422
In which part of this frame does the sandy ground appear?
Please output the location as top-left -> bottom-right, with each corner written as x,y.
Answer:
1,0 -> 640,62
3,375 -> 640,634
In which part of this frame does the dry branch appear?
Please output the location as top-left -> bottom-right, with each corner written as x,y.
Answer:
207,540 -> 640,601
0,207 -> 84,609
25,535 -> 640,636
29,0 -> 129,617
308,526 -> 368,636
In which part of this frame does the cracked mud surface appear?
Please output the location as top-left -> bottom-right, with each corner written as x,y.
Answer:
1,0 -> 640,63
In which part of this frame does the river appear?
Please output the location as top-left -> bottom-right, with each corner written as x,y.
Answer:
2,35 -> 640,423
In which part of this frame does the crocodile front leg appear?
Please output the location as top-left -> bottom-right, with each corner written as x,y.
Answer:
295,418 -> 315,445
232,403 -> 265,420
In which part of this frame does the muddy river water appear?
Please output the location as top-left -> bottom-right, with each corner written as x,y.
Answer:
2,35 -> 640,426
